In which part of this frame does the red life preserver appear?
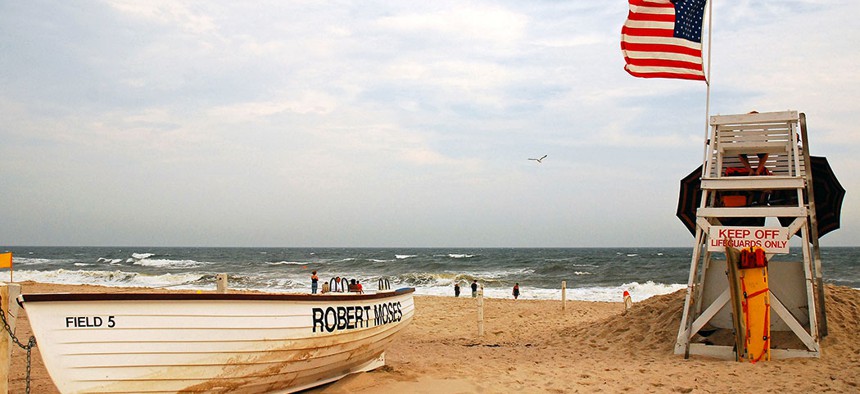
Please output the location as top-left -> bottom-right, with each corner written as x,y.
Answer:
739,246 -> 768,269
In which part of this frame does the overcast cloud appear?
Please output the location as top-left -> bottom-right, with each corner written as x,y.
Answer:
1,1 -> 856,247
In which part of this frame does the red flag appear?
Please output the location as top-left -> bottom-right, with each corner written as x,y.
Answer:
621,0 -> 707,81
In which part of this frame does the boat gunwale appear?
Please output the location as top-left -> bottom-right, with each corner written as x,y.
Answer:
19,287 -> 415,303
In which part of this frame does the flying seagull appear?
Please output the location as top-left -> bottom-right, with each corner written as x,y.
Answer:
528,155 -> 547,163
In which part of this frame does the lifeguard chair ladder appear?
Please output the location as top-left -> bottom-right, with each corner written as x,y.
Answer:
675,110 -> 825,359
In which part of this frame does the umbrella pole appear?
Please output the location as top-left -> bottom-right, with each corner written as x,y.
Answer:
800,113 -> 828,338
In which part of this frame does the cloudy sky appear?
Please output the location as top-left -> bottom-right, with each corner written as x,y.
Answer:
1,1 -> 857,247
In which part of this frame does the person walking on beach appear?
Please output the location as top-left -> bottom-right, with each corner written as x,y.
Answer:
513,283 -> 520,300
311,271 -> 319,294
471,280 -> 478,298
454,283 -> 461,297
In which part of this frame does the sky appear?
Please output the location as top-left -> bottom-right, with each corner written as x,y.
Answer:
1,1 -> 857,248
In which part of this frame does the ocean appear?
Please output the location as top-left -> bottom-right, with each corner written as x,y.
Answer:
3,247 -> 858,302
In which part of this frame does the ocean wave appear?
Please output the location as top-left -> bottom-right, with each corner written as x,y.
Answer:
267,261 -> 308,266
7,257 -> 57,265
413,280 -> 684,302
396,272 -> 457,286
620,281 -> 686,302
132,252 -> 156,260
545,257 -> 576,262
393,272 -> 523,288
14,269 -> 207,289
132,258 -> 206,268
395,255 -> 416,259
532,263 -> 572,275
211,273 -> 301,291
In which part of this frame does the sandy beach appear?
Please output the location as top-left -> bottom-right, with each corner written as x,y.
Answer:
6,281 -> 860,393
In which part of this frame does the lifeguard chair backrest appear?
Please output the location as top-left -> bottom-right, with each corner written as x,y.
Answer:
706,111 -> 802,178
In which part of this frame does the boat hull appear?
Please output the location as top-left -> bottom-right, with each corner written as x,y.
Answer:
19,289 -> 415,393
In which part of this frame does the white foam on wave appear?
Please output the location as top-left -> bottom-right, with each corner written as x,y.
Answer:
413,281 -> 684,302
268,261 -> 307,266
395,255 -> 416,259
447,254 -> 474,259
13,269 -> 207,289
402,267 -> 534,285
132,253 -> 155,260
133,259 -> 205,268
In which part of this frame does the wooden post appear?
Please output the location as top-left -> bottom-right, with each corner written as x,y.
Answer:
477,286 -> 484,337
800,113 -> 828,337
561,281 -> 567,310
216,273 -> 228,293
1,283 -> 22,394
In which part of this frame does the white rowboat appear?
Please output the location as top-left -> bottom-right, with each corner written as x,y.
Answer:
18,288 -> 415,393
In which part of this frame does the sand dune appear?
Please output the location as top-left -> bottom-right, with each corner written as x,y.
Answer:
6,282 -> 860,393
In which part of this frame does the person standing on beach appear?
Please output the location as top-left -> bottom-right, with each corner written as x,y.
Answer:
454,283 -> 461,297
471,280 -> 478,297
311,271 -> 319,294
513,283 -> 520,300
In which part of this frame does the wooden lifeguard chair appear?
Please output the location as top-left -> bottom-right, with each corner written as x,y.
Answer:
675,110 -> 826,360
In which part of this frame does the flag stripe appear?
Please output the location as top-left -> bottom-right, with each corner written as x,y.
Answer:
620,0 -> 706,81
629,0 -> 674,8
621,41 -> 703,58
626,12 -> 675,23
622,25 -> 675,37
624,57 -> 703,71
624,52 -> 703,67
624,69 -> 706,80
621,34 -> 702,51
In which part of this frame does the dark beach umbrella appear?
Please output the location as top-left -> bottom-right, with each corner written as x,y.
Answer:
677,166 -> 703,235
778,156 -> 846,239
676,165 -> 765,236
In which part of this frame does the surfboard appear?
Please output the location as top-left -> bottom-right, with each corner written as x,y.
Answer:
725,246 -> 747,361
739,266 -> 771,362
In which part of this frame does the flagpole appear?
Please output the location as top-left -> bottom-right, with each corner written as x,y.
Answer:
701,0 -> 714,173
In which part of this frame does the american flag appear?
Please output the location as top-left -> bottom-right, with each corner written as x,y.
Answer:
621,0 -> 707,81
